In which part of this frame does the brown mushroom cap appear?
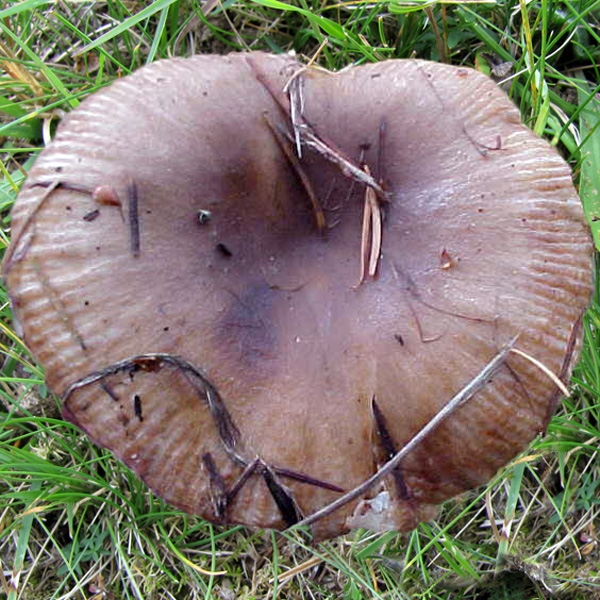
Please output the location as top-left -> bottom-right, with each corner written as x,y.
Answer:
3,52 -> 592,540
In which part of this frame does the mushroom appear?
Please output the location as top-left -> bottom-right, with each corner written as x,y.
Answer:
3,52 -> 592,540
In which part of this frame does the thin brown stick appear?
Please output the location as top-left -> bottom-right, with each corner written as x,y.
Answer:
306,38 -> 328,67
263,112 -> 326,231
226,458 -> 305,526
246,54 -> 291,115
101,382 -> 119,401
300,128 -> 388,199
272,556 -> 323,585
273,467 -> 344,493
202,452 -> 228,518
425,6 -> 448,63
226,458 -> 260,506
83,209 -> 100,222
293,335 -> 518,530
376,118 -> 386,182
286,74 -> 387,198
127,181 -> 140,257
368,192 -> 382,277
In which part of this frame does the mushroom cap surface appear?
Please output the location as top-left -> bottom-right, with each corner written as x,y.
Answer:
3,52 -> 593,540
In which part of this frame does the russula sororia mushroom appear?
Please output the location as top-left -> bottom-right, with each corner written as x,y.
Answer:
3,52 -> 592,540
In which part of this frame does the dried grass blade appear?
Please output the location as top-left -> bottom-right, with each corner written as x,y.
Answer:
510,348 -> 570,397
273,556 -> 323,585
363,165 -> 382,277
368,195 -> 382,277
356,192 -> 371,286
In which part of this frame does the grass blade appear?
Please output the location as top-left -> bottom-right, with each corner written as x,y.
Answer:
577,74 -> 600,250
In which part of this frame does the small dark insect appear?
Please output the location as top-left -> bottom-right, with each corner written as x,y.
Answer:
394,333 -> 404,346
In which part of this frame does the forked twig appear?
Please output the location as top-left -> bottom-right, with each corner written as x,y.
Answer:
284,73 -> 388,200
248,57 -> 389,203
293,335 -> 519,530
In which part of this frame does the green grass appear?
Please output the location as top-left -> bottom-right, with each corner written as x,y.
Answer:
1,1 -> 600,598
